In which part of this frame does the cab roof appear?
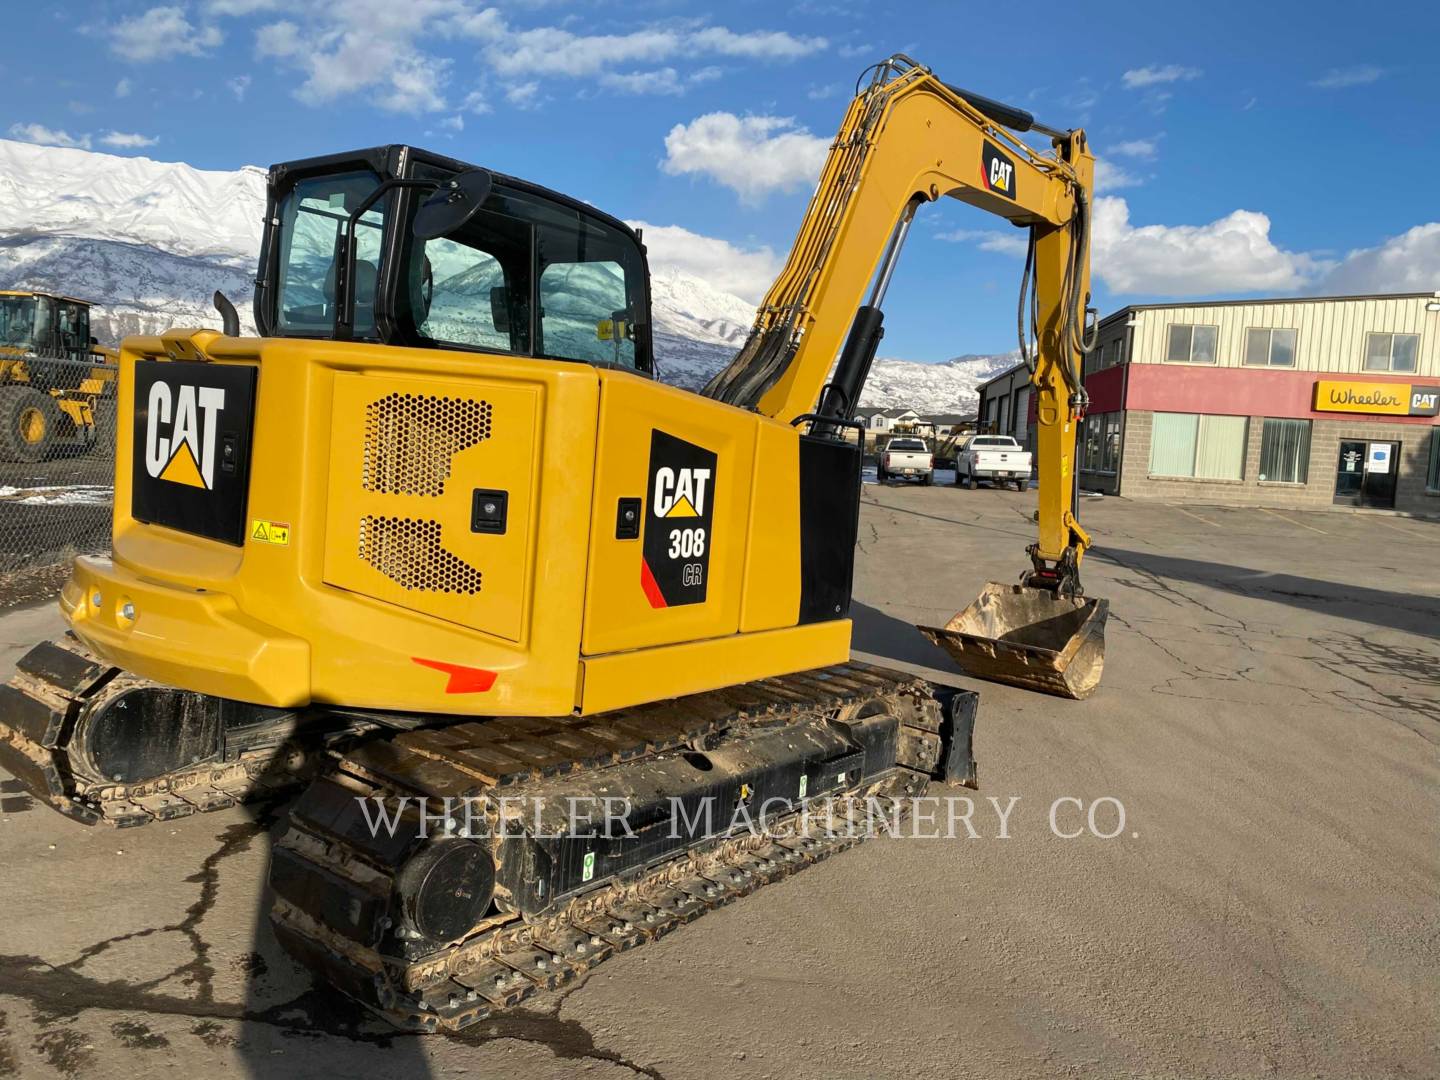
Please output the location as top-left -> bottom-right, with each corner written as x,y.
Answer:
266,144 -> 643,249
0,290 -> 93,306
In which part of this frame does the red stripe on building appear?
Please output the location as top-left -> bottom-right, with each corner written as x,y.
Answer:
1123,365 -> 1436,424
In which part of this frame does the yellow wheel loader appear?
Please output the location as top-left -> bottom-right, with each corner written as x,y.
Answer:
0,56 -> 1105,1029
0,290 -> 117,462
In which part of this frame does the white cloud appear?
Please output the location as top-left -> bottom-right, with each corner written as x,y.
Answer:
1320,224 -> 1440,294
464,16 -> 824,82
479,25 -> 682,78
505,82 -> 541,109
599,68 -> 685,96
1108,136 -> 1160,160
1310,65 -> 1384,89
662,113 -> 829,201
627,221 -> 782,303
935,228 -> 1028,257
460,88 -> 493,115
440,114 -> 464,131
7,123 -> 91,150
687,27 -> 827,60
1091,196 -> 1326,295
114,78 -> 133,99
1094,158 -> 1144,192
110,6 -> 223,63
255,1 -> 453,113
99,131 -> 160,149
1121,65 -> 1201,89
227,74 -> 251,101
238,6 -> 822,112
807,83 -> 843,101
205,0 -> 279,13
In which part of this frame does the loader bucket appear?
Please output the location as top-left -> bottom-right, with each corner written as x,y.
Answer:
918,582 -> 1109,699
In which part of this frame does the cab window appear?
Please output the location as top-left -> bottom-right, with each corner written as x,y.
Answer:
275,171 -> 387,337
406,176 -> 647,370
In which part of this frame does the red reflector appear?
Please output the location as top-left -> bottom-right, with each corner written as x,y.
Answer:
411,657 -> 498,694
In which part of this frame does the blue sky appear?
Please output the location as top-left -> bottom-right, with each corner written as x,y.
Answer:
4,0 -> 1439,361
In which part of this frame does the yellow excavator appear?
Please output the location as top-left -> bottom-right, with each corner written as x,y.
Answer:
0,55 -> 1105,1028
0,290 -> 117,462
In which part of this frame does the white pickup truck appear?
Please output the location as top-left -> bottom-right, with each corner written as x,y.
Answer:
877,437 -> 934,485
956,435 -> 1032,490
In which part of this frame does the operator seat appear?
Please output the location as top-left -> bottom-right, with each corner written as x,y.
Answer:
323,259 -> 379,329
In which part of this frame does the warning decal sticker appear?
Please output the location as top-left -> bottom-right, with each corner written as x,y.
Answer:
250,519 -> 290,546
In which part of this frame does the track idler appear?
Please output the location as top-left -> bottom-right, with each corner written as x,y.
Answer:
0,636 -> 374,825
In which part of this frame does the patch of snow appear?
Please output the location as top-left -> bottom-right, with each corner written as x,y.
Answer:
0,484 -> 115,505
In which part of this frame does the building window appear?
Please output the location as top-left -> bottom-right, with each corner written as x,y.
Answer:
1428,429 -> 1440,493
1365,332 -> 1419,373
1149,412 -> 1247,480
1080,412 -> 1121,473
1165,324 -> 1218,364
1258,418 -> 1311,484
1244,327 -> 1297,367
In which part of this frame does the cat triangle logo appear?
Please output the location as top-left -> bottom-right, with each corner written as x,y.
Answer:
158,440 -> 207,489
664,494 -> 698,518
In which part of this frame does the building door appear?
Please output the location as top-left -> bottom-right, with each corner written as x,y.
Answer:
1333,440 -> 1400,508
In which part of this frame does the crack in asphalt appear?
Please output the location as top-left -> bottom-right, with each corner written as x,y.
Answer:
56,813 -> 276,1004
0,810 -> 669,1078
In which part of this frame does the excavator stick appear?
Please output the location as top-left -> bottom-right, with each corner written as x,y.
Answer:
919,583 -> 1108,700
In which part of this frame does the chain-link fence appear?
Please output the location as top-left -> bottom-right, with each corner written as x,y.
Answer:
0,352 -> 116,600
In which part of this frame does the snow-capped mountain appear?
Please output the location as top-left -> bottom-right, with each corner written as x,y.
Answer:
0,138 -> 1013,414
860,351 -> 1021,411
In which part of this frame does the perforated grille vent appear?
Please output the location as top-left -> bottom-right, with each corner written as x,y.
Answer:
363,393 -> 493,497
357,516 -> 484,594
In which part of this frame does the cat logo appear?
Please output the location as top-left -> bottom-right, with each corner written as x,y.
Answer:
131,360 -> 256,546
144,381 -> 226,490
981,141 -> 1017,200
641,430 -> 718,609
652,464 -> 712,519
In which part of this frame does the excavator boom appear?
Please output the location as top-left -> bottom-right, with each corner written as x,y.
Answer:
705,55 -> 1108,696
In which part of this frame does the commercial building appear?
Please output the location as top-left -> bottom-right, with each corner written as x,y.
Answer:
1008,291 -> 1440,513
975,365 -> 1034,447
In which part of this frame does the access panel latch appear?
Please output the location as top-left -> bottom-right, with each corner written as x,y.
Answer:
471,489 -> 508,535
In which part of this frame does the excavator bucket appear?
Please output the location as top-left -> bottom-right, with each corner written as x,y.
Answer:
918,583 -> 1108,700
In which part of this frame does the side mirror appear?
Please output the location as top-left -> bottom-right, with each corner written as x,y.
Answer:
490,287 -> 510,333
414,169 -> 494,241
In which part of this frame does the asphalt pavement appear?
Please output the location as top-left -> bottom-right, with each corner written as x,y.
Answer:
0,485 -> 1436,1079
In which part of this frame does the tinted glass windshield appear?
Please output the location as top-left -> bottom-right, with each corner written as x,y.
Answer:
404,176 -> 646,369
267,161 -> 649,370
275,171 -> 386,337
0,297 -> 37,349
889,439 -> 927,451
970,437 -> 1015,447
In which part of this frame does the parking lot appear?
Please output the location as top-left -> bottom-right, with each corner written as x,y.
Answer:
0,484 -> 1436,1079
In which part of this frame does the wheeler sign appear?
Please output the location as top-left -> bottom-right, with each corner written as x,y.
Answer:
1313,380 -> 1440,417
